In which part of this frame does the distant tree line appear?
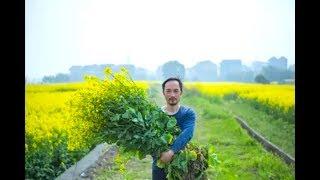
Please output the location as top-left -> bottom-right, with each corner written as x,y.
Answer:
41,57 -> 295,84
42,73 -> 70,83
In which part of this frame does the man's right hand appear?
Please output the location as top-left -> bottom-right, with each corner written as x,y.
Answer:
160,149 -> 174,163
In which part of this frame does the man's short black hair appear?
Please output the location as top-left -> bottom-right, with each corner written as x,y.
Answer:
162,77 -> 183,92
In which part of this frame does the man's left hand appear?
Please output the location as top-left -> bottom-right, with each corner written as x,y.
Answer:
160,149 -> 174,163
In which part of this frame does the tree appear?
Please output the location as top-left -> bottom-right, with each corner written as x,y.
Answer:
55,73 -> 70,82
254,74 -> 270,84
42,73 -> 70,83
42,75 -> 56,83
261,66 -> 293,83
161,60 -> 185,80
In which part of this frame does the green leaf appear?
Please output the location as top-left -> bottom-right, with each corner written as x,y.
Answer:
150,130 -> 156,137
179,160 -> 188,172
208,145 -> 215,154
122,111 -> 130,119
165,133 -> 174,144
137,112 -> 143,120
110,114 -> 120,121
157,159 -> 166,168
208,153 -> 221,166
156,120 -> 165,129
160,135 -> 167,144
187,150 -> 197,161
128,107 -> 136,115
137,151 -> 145,160
167,118 -> 177,129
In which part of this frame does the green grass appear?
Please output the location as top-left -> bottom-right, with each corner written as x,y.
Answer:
223,100 -> 295,158
182,91 -> 294,179
96,156 -> 153,180
95,84 -> 295,179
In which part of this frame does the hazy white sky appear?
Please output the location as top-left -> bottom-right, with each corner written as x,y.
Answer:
26,0 -> 294,79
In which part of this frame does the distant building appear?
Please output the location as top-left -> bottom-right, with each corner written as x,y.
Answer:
69,65 -> 83,81
289,64 -> 295,72
155,66 -> 163,80
242,65 -> 251,72
241,65 -> 254,82
251,61 -> 268,74
186,60 -> 218,81
268,56 -> 288,70
220,59 -> 242,81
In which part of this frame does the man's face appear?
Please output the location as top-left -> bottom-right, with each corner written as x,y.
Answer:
163,80 -> 182,106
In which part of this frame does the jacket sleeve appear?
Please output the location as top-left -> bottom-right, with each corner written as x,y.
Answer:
170,109 -> 196,153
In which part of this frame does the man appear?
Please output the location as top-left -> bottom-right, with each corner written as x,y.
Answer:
152,77 -> 196,180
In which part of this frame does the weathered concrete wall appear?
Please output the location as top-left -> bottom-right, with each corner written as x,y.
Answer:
56,143 -> 111,180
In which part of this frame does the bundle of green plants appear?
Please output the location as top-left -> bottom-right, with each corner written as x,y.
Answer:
69,67 -> 219,179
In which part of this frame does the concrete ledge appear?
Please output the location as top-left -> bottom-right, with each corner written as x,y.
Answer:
56,143 -> 111,180
235,116 -> 295,166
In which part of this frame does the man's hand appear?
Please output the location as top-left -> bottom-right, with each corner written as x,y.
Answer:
160,149 -> 174,163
